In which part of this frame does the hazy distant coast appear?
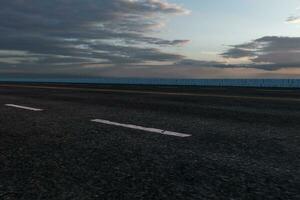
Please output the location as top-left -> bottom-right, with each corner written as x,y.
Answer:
1,78 -> 300,88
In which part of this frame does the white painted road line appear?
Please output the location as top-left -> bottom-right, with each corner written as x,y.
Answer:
91,119 -> 191,138
5,104 -> 43,112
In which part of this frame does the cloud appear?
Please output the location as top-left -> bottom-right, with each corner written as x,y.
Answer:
286,8 -> 300,24
221,48 -> 255,59
221,36 -> 300,70
286,16 -> 300,24
174,59 -> 224,67
0,0 -> 190,73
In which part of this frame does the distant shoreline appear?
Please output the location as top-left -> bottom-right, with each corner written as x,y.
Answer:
1,78 -> 300,88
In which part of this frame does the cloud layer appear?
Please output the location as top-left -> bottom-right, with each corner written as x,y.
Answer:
222,36 -> 300,70
1,1 -> 300,78
0,0 -> 190,71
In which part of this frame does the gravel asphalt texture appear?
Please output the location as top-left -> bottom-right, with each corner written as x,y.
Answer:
0,83 -> 299,200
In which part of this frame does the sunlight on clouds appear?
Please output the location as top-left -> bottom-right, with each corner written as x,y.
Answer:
275,67 -> 300,75
286,16 -> 300,24
223,57 -> 254,65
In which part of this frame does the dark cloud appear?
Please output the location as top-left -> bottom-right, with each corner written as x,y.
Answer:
0,0 -> 189,74
221,48 -> 255,59
221,36 -> 300,70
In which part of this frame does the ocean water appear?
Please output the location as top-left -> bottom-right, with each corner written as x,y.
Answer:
1,78 -> 300,88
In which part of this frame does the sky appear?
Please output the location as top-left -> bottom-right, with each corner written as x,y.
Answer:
1,0 -> 300,79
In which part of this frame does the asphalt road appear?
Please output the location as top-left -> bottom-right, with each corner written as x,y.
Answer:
0,83 -> 299,200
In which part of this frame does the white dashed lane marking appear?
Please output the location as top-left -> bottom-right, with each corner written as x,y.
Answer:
5,104 -> 44,112
91,119 -> 192,138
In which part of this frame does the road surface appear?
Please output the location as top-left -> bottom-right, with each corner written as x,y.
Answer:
0,83 -> 299,200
